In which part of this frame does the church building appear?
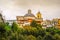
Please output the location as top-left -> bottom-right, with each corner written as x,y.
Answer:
16,9 -> 43,26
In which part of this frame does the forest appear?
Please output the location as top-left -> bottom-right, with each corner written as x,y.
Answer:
0,20 -> 60,40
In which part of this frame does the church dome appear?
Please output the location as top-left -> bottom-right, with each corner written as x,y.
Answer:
24,13 -> 35,17
24,9 -> 35,17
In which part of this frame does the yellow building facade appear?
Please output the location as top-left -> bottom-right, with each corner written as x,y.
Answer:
37,12 -> 42,19
57,19 -> 60,28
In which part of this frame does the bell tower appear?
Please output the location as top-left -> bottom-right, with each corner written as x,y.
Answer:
37,12 -> 42,19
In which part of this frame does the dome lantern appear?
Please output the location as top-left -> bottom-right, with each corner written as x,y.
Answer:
28,9 -> 31,14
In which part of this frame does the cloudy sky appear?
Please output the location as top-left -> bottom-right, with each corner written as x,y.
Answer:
0,0 -> 60,20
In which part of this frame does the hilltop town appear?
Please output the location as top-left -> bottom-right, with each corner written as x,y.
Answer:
0,9 -> 60,29
0,9 -> 60,40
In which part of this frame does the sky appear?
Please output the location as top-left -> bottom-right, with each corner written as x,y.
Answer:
0,0 -> 60,20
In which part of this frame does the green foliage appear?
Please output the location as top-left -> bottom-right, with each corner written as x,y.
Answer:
54,34 -> 60,40
6,22 -> 9,25
46,27 -> 57,35
56,29 -> 60,35
25,35 -> 36,40
1,21 -> 60,40
43,34 -> 55,40
30,20 -> 42,29
37,24 -> 42,28
37,28 -> 46,37
37,36 -> 42,40
0,23 -> 6,33
30,20 -> 37,27
5,25 -> 11,31
18,34 -> 25,40
11,22 -> 18,32
5,23 -> 11,31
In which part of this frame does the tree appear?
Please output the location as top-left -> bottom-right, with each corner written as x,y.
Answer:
37,24 -> 42,28
0,23 -> 7,40
25,35 -> 36,40
43,34 -> 55,40
54,34 -> 60,40
11,22 -> 18,32
18,34 -> 25,40
56,29 -> 60,35
0,23 -> 6,33
30,20 -> 37,27
37,36 -> 42,40
46,27 -> 56,35
6,22 -> 9,26
4,22 -> 11,32
37,28 -> 46,37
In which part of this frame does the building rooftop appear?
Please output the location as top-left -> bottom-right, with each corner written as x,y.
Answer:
24,13 -> 35,17
24,9 -> 35,17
